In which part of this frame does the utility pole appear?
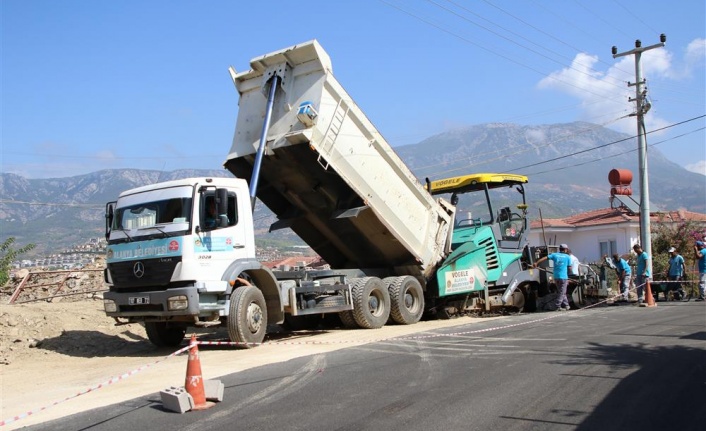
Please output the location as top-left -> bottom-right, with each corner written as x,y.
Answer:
612,34 -> 666,276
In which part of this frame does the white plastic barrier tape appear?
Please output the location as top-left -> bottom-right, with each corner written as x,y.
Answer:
0,344 -> 192,427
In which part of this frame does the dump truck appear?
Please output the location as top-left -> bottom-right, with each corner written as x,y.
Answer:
102,40 -> 600,347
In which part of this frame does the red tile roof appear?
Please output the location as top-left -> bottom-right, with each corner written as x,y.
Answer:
531,208 -> 706,229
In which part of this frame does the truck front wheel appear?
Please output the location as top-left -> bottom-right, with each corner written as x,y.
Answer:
228,285 -> 267,348
145,322 -> 185,347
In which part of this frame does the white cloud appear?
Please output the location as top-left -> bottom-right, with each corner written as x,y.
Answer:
685,38 -> 706,74
525,128 -> 546,144
685,160 -> 706,176
93,150 -> 119,162
536,42 -> 690,137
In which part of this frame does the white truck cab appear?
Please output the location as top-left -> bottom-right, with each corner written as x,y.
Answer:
103,177 -> 280,346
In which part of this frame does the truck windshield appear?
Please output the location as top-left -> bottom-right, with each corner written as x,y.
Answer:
113,197 -> 192,230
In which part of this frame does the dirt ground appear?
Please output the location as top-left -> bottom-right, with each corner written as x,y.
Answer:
0,272 -> 500,430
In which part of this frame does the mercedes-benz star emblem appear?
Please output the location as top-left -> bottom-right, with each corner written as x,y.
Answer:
133,261 -> 145,278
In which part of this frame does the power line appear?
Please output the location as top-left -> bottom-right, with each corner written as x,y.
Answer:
0,200 -> 104,208
380,0 -> 629,105
529,0 -> 615,50
2,120 -> 703,211
524,0 -> 649,79
2,152 -> 224,160
612,0 -> 661,36
415,116 -> 628,177
417,114 -> 704,179
507,115 -> 705,173
525,126 -> 706,176
573,0 -> 633,40
1,199 -> 279,225
437,0 -> 628,89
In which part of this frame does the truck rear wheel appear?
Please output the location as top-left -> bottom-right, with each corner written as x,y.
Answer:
338,310 -> 359,328
228,285 -> 267,348
145,322 -> 185,347
385,276 -> 424,325
351,277 -> 390,329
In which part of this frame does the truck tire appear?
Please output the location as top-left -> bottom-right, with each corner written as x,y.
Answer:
145,322 -> 185,347
351,277 -> 390,329
385,276 -> 424,325
228,285 -> 267,348
338,310 -> 359,328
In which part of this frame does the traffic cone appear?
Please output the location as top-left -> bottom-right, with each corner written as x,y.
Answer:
643,280 -> 656,307
185,335 -> 215,411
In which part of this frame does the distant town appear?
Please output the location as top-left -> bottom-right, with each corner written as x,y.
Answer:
11,238 -> 106,271
11,238 -> 324,272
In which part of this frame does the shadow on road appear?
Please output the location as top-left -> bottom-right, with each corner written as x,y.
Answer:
37,330 -> 164,358
36,322 -> 340,358
560,334 -> 706,430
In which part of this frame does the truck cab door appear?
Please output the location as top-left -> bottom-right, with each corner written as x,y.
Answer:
194,188 -> 253,270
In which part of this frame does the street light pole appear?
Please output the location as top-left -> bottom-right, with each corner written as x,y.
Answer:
612,34 -> 666,276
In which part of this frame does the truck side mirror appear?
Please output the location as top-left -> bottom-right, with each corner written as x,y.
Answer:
105,202 -> 115,239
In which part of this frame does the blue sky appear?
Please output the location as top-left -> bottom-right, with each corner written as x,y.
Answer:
2,0 -> 704,179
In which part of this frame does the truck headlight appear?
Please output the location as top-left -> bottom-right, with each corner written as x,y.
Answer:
104,299 -> 117,313
168,295 -> 188,311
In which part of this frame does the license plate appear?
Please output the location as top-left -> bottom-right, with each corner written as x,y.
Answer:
129,296 -> 150,305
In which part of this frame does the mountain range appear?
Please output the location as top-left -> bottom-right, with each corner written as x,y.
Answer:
2,122 -> 704,257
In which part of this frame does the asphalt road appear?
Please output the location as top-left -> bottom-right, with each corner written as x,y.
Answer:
28,301 -> 706,431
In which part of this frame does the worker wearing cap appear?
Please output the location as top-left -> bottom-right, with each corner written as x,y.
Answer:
534,244 -> 572,311
667,247 -> 685,301
695,241 -> 706,301
612,253 -> 631,302
633,244 -> 651,304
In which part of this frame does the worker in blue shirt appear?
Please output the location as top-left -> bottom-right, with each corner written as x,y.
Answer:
633,244 -> 651,304
534,244 -> 572,311
667,247 -> 685,300
612,253 -> 631,302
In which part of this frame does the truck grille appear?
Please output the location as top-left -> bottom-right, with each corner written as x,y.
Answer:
108,257 -> 181,289
119,304 -> 164,313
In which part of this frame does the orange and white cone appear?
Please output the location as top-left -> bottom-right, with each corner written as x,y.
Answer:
644,280 -> 656,307
185,335 -> 215,411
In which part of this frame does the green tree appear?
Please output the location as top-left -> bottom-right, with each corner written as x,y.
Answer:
651,219 -> 704,278
0,238 -> 36,286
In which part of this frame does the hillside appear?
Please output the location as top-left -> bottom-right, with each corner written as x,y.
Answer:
397,122 -> 705,217
1,122 -> 703,256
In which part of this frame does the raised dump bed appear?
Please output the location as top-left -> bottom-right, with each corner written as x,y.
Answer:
224,40 -> 452,279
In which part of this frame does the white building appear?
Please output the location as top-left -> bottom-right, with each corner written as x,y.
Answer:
529,208 -> 706,264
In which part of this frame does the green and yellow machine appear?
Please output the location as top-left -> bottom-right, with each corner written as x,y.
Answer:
427,173 -> 540,314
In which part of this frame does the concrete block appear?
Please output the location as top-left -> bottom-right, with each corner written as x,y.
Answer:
160,386 -> 194,413
204,379 -> 225,402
